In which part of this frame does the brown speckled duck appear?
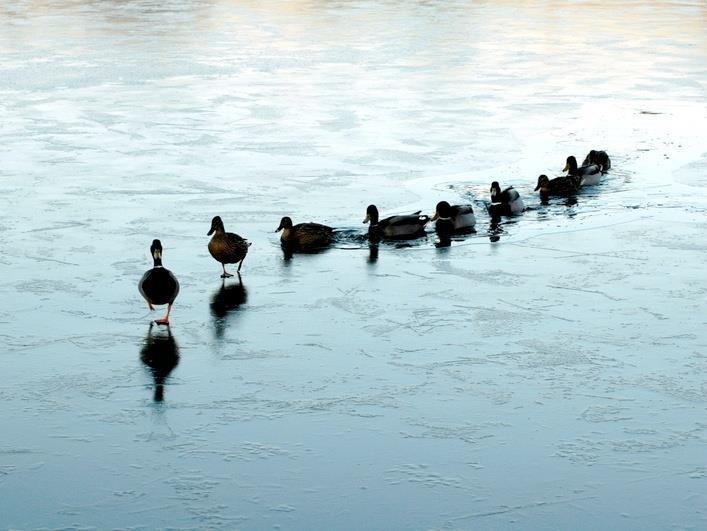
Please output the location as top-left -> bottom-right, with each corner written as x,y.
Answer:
534,174 -> 580,197
207,216 -> 251,278
276,216 -> 334,250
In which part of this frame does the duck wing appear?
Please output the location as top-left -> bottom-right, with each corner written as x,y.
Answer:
448,204 -> 476,230
210,232 -> 250,263
380,213 -> 429,228
376,212 -> 429,238
579,163 -> 601,177
225,232 -> 250,253
450,204 -> 474,216
293,223 -> 333,247
549,176 -> 579,195
500,186 -> 520,203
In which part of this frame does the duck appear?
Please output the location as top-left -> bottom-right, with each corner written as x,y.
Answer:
534,174 -> 580,197
138,239 -> 180,326
208,215 -> 251,278
488,181 -> 525,217
431,201 -> 476,232
564,155 -> 602,186
276,216 -> 334,250
582,150 -> 611,172
363,204 -> 429,239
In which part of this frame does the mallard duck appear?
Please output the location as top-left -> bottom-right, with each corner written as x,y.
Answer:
431,201 -> 476,232
534,174 -> 579,197
488,181 -> 525,217
138,239 -> 180,326
582,150 -> 611,172
564,155 -> 602,186
363,205 -> 429,239
208,216 -> 250,278
276,216 -> 334,250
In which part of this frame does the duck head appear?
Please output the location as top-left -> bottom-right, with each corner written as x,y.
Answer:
208,216 -> 225,236
490,181 -> 501,202
563,156 -> 578,175
431,201 -> 452,221
150,239 -> 163,267
534,174 -> 550,192
276,216 -> 293,233
363,205 -> 379,225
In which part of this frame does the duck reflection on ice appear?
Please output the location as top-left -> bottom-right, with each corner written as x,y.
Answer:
488,219 -> 504,242
210,275 -> 248,338
140,322 -> 180,402
434,220 -> 476,248
435,223 -> 453,248
368,243 -> 379,264
280,242 -> 332,262
539,192 -> 578,209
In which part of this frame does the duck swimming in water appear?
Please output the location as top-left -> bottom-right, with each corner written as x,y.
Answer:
138,239 -> 180,326
535,174 -> 580,197
488,181 -> 525,217
276,216 -> 334,250
431,201 -> 476,232
582,150 -> 611,172
208,216 -> 251,278
363,204 -> 429,240
564,155 -> 602,186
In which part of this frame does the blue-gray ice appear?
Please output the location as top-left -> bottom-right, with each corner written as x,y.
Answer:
1,1 -> 706,529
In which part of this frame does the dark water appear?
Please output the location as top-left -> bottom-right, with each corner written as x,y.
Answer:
1,1 -> 706,529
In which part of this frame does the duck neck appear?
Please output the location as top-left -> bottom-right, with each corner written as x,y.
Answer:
567,159 -> 578,176
153,256 -> 163,267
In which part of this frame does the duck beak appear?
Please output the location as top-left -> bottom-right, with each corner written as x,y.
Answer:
275,224 -> 283,232
534,183 -> 541,191
563,162 -> 569,172
207,227 -> 214,236
362,214 -> 370,224
152,249 -> 162,260
431,212 -> 439,221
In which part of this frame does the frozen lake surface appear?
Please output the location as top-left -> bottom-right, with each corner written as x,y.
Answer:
1,1 -> 706,529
